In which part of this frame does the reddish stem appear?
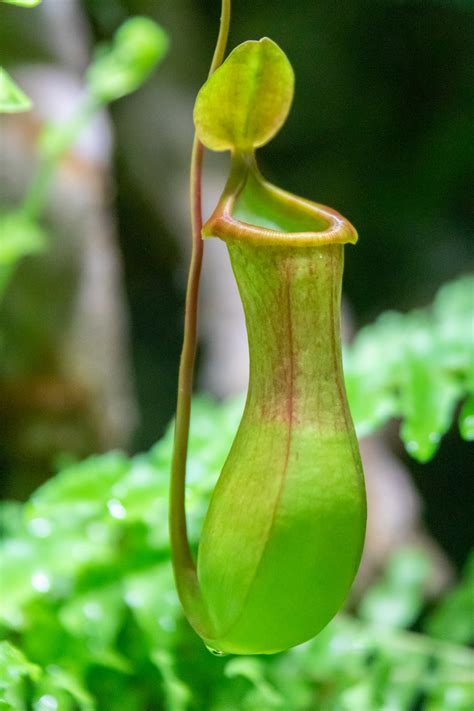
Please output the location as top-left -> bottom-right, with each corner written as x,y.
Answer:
169,0 -> 231,633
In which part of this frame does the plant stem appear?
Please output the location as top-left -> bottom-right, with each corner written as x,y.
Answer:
22,96 -> 99,221
169,0 -> 231,632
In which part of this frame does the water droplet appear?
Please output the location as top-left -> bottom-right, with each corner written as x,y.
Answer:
31,571 -> 51,593
406,440 -> 419,453
87,521 -> 108,542
428,432 -> 441,443
107,498 -> 126,520
124,590 -> 142,608
83,602 -> 102,621
28,517 -> 52,538
4,609 -> 24,628
205,644 -> 227,657
35,695 -> 58,711
158,615 -> 176,632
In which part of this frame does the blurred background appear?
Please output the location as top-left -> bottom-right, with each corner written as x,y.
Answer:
1,0 -> 473,574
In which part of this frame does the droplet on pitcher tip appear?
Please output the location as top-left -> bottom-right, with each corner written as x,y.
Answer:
205,644 -> 227,657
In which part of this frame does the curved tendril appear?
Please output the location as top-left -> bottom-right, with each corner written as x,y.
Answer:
169,0 -> 231,636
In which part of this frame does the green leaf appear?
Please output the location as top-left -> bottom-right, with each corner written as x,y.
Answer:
0,68 -> 32,113
345,275 -> 474,460
0,212 -> 46,265
86,17 -> 169,103
0,210 -> 46,300
344,311 -> 406,437
0,501 -> 24,538
424,552 -> 474,645
0,0 -> 42,6
33,666 -> 95,711
26,452 -> 130,526
124,565 -> 180,649
225,658 -> 284,708
150,650 -> 191,711
358,548 -> 432,629
194,38 -> 294,152
59,585 -> 125,652
0,641 -> 40,710
425,679 -> 474,711
400,340 -> 460,463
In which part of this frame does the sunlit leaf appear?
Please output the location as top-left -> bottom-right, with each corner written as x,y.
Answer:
33,666 -> 95,711
0,0 -> 41,8
345,275 -> 474,460
424,553 -> 474,645
26,452 -> 131,526
0,642 -> 40,709
358,548 -> 432,629
0,213 -> 46,265
150,650 -> 191,711
0,212 -> 46,299
124,565 -> 180,648
86,17 -> 169,102
225,657 -> 284,708
0,68 -> 32,113
59,585 -> 125,651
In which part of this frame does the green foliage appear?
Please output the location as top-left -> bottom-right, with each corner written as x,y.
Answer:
194,38 -> 294,152
0,213 -> 46,300
0,393 -> 472,710
424,555 -> 474,646
86,17 -> 169,103
1,8 -> 166,115
358,548 -> 432,629
345,274 -> 474,461
0,642 -> 40,710
0,16 -> 168,301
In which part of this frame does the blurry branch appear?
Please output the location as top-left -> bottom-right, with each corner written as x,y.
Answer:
344,274 -> 474,461
0,16 -> 169,301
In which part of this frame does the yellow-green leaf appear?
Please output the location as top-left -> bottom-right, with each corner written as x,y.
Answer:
1,0 -> 42,6
194,38 -> 294,152
86,17 -> 169,103
0,68 -> 32,113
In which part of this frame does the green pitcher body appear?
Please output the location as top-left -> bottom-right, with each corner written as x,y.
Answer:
197,238 -> 366,654
171,35 -> 367,656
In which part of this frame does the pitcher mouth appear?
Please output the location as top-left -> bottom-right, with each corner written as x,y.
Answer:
202,152 -> 358,248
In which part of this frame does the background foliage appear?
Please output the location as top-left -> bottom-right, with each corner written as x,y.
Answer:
345,275 -> 473,462
1,0 -> 473,708
1,392 -> 473,710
